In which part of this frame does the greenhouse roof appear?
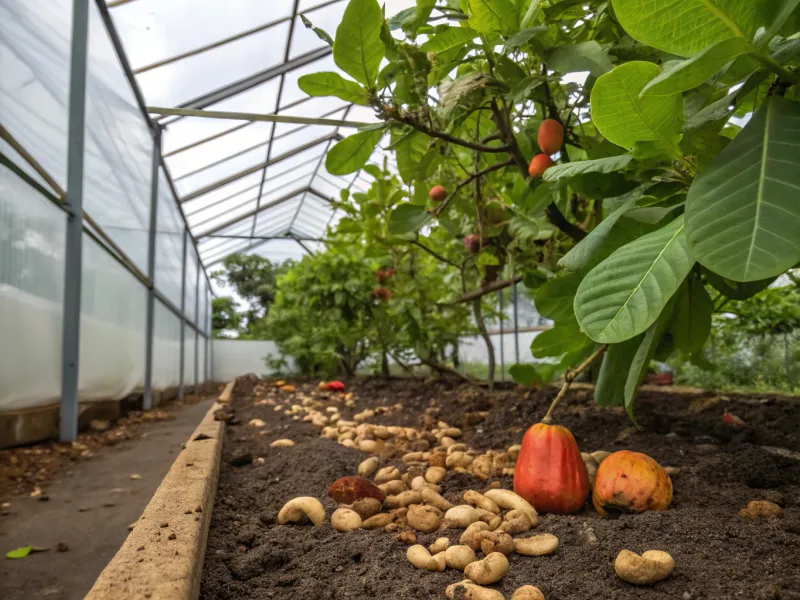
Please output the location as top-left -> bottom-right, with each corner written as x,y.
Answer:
107,0 -> 410,266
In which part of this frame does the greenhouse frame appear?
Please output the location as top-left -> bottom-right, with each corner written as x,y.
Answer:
0,0 -> 404,443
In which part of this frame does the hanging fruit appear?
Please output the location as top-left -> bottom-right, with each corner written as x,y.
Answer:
537,119 -> 564,154
528,154 -> 554,178
592,450 -> 673,516
463,234 -> 481,254
513,422 -> 590,514
429,185 -> 448,202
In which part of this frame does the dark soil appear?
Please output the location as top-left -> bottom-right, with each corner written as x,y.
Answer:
200,378 -> 800,600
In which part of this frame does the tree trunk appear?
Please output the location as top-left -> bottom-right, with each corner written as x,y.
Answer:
382,352 -> 390,378
472,298 -> 495,390
452,342 -> 461,369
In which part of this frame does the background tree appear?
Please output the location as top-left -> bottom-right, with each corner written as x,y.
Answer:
211,296 -> 244,338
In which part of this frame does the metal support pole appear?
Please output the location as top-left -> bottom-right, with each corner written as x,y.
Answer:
497,290 -> 504,382
178,229 -> 187,401
513,279 -> 520,365
194,262 -> 200,394
60,0 -> 90,443
143,127 -> 161,410
204,290 -> 210,382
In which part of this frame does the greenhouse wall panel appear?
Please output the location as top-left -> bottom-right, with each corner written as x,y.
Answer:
183,326 -> 197,391
0,164 -> 66,411
152,300 -> 181,390
154,171 -> 184,308
212,340 -> 293,381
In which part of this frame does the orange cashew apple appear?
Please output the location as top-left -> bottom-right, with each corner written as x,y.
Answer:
592,450 -> 673,516
429,185 -> 448,202
528,154 -> 554,178
537,119 -> 564,154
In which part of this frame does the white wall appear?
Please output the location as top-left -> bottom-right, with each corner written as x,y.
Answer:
212,340 -> 293,382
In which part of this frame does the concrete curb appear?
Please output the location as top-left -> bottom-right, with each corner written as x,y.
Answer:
85,390 -> 229,600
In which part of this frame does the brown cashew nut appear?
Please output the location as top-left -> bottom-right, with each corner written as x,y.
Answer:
421,487 -> 453,512
514,533 -> 559,556
484,489 -> 538,527
407,545 -> 446,571
464,490 -> 501,514
445,545 -> 478,570
277,497 -> 326,525
614,549 -> 675,585
496,509 -> 532,535
385,490 -> 423,508
476,530 -> 515,555
460,521 -> 491,549
407,504 -> 442,533
429,537 -> 450,554
331,508 -> 362,532
446,581 -> 505,600
445,505 -> 482,528
464,551 -> 510,585
512,585 -> 545,600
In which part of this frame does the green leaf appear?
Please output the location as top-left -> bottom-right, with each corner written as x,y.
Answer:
611,0 -> 769,57
559,189 -> 641,271
421,27 -> 478,53
704,269 -> 776,300
685,96 -> 800,282
546,41 -> 614,78
394,130 -> 431,184
6,545 -> 32,559
300,14 -> 334,47
298,72 -> 370,105
534,273 -> 581,324
520,0 -> 543,29
641,38 -> 753,97
468,0 -> 518,35
503,26 -> 548,52
509,363 -> 542,386
388,203 -> 433,235
333,0 -> 384,86
595,336 -> 644,406
543,155 -> 633,182
574,215 -> 694,343
530,323 -> 589,358
476,251 -> 501,267
590,62 -> 683,153
325,129 -> 383,175
759,0 -> 800,48
669,277 -> 714,353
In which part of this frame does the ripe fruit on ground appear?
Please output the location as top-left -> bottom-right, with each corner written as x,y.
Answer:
537,119 -> 564,154
514,423 -> 590,514
528,154 -> 554,178
325,380 -> 345,392
429,185 -> 448,202
373,287 -> 392,300
328,476 -> 386,505
592,450 -> 673,516
463,234 -> 481,254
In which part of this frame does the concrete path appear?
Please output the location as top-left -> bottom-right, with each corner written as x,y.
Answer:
0,398 -> 214,600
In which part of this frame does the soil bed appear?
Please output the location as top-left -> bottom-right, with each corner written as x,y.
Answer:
200,377 -> 800,600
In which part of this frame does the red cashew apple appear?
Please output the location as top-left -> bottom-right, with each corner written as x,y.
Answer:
528,154 -> 554,178
429,185 -> 448,202
328,476 -> 386,505
537,119 -> 564,155
592,450 -> 673,516
325,381 -> 345,392
463,234 -> 481,254
514,423 -> 590,514
373,287 -> 392,300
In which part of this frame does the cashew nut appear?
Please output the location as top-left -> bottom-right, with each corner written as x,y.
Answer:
430,537 -> 450,554
445,505 -> 482,528
446,451 -> 474,469
270,439 -> 295,447
378,480 -> 407,495
591,450 -> 611,464
397,530 -> 417,545
277,497 -> 326,526
374,466 -> 401,484
386,490 -> 423,508
464,552 -> 509,585
445,545 -> 478,570
445,580 -> 504,600
507,444 -> 522,460
476,530 -> 515,555
460,521 -> 491,549
407,504 -> 442,533
464,490 -> 501,514
421,487 -> 453,512
514,533 -> 558,556
361,513 -> 393,529
496,509 -> 532,535
407,544 -> 446,571
484,489 -> 538,527
411,476 -> 441,493
359,439 -> 384,454
331,508 -> 362,532
347,497 -> 382,520
614,549 -> 674,585
426,466 -> 447,484
512,585 -> 545,600
403,451 -> 426,463
358,456 -> 380,478
475,508 -> 502,530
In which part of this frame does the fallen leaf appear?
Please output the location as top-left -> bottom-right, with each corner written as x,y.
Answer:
6,545 -> 32,559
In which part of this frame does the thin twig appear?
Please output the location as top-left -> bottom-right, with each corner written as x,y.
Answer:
432,159 -> 515,218
541,344 -> 608,424
392,115 -> 511,153
410,240 -> 459,268
452,275 -> 524,304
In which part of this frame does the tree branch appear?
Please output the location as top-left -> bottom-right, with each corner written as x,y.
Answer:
453,275 -> 524,304
392,115 -> 511,153
433,159 -> 515,218
541,344 -> 608,424
410,240 -> 459,267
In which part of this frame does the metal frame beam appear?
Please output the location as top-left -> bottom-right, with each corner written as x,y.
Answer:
194,257 -> 201,394
178,229 -> 188,401
143,126 -> 162,410
60,0 -> 91,442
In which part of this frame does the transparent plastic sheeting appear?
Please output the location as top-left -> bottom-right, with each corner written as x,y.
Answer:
155,170 -> 185,309
183,326 -> 197,391
153,299 -> 182,389
212,340 -> 294,382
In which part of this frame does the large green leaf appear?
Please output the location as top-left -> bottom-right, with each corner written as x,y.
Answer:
546,41 -> 614,78
704,269 -> 776,300
325,129 -> 383,175
394,130 -> 431,184
530,323 -> 590,358
590,62 -> 683,153
6,545 -> 32,559
509,363 -> 542,386
298,72 -> 370,105
333,0 -> 384,86
421,27 -> 478,53
468,0 -> 518,35
388,203 -> 433,235
558,190 -> 640,271
574,216 -> 694,343
543,155 -> 633,181
595,335 -> 643,406
641,38 -> 753,97
534,273 -> 581,324
669,277 -> 714,353
685,96 -> 800,282
611,0 -> 769,57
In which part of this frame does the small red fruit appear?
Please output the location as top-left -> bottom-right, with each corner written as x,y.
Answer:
537,119 -> 564,155
514,422 -> 590,514
372,287 -> 392,300
592,450 -> 673,516
528,154 -> 554,178
375,268 -> 394,283
325,381 -> 345,392
429,185 -> 448,202
463,234 -> 481,254
328,476 -> 386,505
